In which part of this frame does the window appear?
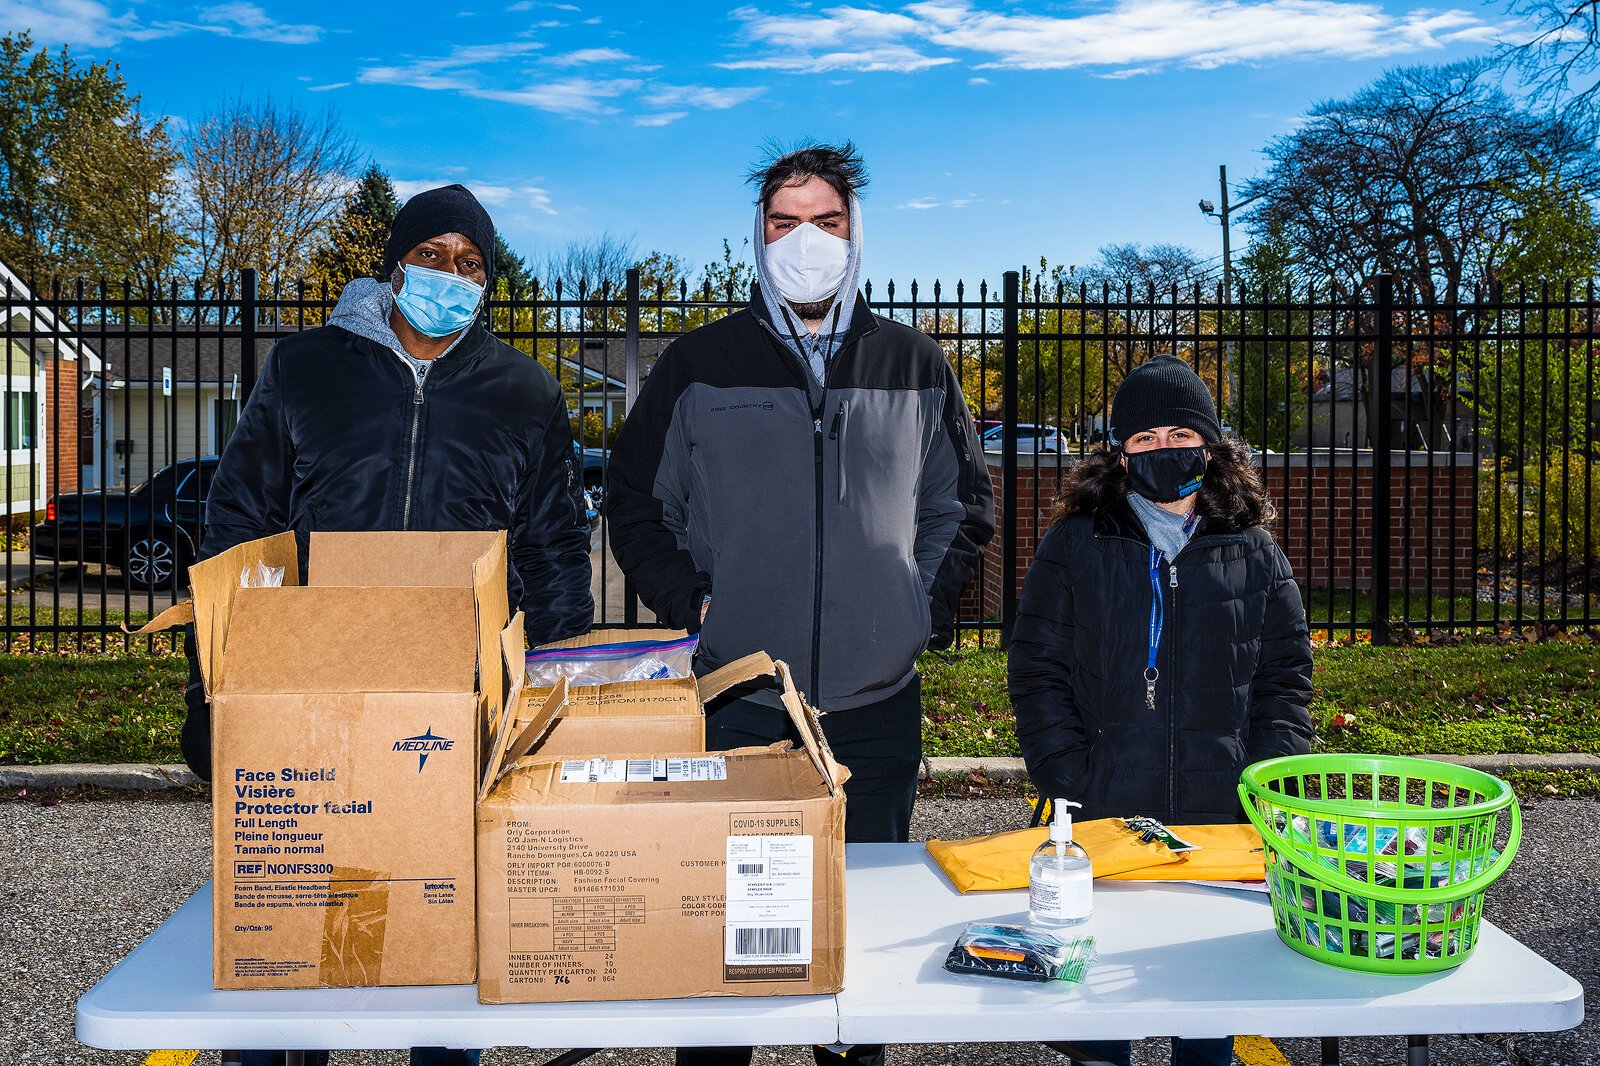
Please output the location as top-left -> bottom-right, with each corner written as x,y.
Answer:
3,389 -> 38,450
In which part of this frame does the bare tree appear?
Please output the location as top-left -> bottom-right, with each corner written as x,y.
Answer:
1078,242 -> 1218,294
1242,61 -> 1600,307
1505,0 -> 1600,110
181,96 -> 359,295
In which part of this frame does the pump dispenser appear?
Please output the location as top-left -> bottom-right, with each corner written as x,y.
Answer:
1028,799 -> 1092,927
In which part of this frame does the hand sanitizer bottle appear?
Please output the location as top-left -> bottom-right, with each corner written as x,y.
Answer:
1029,799 -> 1092,927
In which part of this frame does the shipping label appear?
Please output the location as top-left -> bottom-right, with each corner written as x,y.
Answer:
724,835 -> 813,977
558,757 -> 727,783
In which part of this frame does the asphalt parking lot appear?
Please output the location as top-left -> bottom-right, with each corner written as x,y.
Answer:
1,794 -> 1593,1066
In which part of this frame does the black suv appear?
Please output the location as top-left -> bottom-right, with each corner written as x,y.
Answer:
31,457 -> 218,590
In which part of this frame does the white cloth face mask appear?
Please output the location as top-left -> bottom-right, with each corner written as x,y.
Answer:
764,221 -> 849,304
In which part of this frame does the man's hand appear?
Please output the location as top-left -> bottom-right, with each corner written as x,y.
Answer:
701,595 -> 712,624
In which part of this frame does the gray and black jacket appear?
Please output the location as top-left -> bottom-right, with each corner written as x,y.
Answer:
607,290 -> 995,711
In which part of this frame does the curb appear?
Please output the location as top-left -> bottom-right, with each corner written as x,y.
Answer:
0,763 -> 200,790
4,754 -> 1597,792
921,754 -> 1600,779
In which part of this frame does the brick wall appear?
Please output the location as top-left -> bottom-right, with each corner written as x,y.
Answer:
957,450 -> 1478,625
43,359 -> 79,496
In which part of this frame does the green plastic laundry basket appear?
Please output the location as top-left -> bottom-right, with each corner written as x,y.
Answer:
1239,753 -> 1521,975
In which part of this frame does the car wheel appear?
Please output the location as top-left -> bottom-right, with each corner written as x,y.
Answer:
125,533 -> 185,591
585,477 -> 605,513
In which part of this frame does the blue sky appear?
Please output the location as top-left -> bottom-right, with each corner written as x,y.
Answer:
5,0 -> 1517,285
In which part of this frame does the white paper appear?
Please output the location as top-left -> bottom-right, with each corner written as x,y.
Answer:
725,835 -> 814,965
558,756 -> 727,783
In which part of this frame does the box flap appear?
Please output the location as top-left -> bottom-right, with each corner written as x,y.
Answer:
773,659 -> 847,795
219,586 -> 477,694
132,532 -> 299,698
531,628 -> 688,653
479,676 -> 568,803
696,651 -> 782,704
492,614 -> 528,741
473,534 -> 511,727
307,530 -> 503,587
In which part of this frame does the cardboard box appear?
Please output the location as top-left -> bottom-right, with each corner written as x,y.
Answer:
520,628 -> 705,758
143,530 -> 518,990
475,652 -> 849,1004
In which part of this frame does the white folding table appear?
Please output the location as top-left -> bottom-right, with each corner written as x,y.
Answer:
77,844 -> 1583,1064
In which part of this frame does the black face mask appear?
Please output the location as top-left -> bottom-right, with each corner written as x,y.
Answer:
1124,445 -> 1208,503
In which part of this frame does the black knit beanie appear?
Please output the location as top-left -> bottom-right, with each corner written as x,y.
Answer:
1110,355 -> 1221,446
383,184 -> 496,288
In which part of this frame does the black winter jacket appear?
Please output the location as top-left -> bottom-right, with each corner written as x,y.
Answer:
607,292 -> 994,711
1007,497 -> 1313,824
179,319 -> 593,780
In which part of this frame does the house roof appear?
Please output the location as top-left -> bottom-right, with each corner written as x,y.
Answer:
90,324 -> 276,388
554,335 -> 677,390
91,326 -> 683,391
0,260 -> 103,372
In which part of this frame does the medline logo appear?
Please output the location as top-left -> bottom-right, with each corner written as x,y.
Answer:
394,727 -> 454,772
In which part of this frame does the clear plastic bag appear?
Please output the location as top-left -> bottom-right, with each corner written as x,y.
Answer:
943,922 -> 1097,983
240,561 -> 285,588
526,634 -> 699,687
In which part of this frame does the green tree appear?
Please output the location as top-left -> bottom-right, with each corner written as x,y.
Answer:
1233,222 -> 1311,450
494,235 -> 533,295
306,163 -> 399,294
1474,163 -> 1600,462
0,32 -> 186,287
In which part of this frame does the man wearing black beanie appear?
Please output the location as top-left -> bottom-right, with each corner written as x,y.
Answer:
182,193 -> 592,1066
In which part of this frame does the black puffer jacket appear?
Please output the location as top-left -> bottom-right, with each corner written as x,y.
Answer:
179,316 -> 593,780
1007,497 -> 1313,824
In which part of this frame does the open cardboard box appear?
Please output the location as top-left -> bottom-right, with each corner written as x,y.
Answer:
519,629 -> 706,758
475,652 -> 850,1003
141,530 -> 518,990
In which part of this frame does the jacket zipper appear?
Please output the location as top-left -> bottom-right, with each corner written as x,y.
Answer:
829,402 -> 847,502
402,361 -> 430,530
1166,560 -> 1178,823
812,404 -> 826,704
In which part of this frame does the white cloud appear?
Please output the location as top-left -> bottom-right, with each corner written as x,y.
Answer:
359,41 -> 545,93
645,84 -> 765,109
549,47 -> 632,65
307,81 -> 350,91
635,111 -> 688,126
967,75 -> 989,84
190,2 -> 323,44
722,44 -> 952,72
476,77 -> 641,115
897,195 -> 980,209
0,0 -> 168,47
0,0 -> 325,46
726,0 -> 1507,74
359,41 -> 765,120
394,180 -> 558,216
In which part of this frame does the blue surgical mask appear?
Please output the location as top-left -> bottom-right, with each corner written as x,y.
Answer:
392,264 -> 485,338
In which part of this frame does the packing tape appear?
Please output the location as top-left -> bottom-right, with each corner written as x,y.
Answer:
319,867 -> 389,986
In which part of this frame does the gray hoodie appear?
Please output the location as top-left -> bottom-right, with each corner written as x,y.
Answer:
327,277 -> 471,383
752,192 -> 865,388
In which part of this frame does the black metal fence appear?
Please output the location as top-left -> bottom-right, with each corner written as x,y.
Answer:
3,269 -> 1595,652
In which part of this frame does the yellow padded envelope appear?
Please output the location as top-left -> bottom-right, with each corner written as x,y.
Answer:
926,819 -> 1266,893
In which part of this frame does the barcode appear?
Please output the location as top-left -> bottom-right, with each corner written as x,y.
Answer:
733,927 -> 801,955
736,863 -> 765,876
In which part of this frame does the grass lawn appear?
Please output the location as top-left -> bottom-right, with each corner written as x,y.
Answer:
1,637 -> 1596,766
1,649 -> 187,764
918,637 -> 1600,759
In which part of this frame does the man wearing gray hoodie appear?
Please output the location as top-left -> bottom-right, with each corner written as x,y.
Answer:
609,137 -> 993,967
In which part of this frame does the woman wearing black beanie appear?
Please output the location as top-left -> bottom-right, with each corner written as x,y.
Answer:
1007,355 -> 1315,1066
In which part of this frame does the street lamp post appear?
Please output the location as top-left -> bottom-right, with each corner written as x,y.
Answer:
1198,164 -> 1264,299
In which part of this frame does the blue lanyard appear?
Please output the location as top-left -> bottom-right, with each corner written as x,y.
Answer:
1146,546 -> 1164,711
